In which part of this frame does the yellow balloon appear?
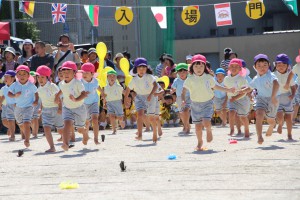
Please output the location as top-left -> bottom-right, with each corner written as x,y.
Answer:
120,58 -> 130,76
98,71 -> 107,88
102,67 -> 114,74
125,75 -> 133,87
159,76 -> 169,90
96,42 -> 107,60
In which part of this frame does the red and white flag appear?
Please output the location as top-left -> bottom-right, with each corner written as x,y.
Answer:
214,3 -> 232,26
151,7 -> 167,29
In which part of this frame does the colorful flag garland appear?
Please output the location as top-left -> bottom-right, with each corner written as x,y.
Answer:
84,5 -> 99,27
19,1 -> 35,18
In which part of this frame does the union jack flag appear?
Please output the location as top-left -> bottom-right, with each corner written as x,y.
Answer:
51,3 -> 67,24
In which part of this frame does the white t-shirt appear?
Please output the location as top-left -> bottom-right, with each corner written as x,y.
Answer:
59,78 -> 85,109
292,64 -> 300,84
104,82 -> 123,102
128,74 -> 155,95
37,81 -> 60,108
275,71 -> 295,94
183,73 -> 215,102
224,74 -> 248,99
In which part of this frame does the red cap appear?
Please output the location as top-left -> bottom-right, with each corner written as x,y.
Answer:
61,61 -> 77,71
80,63 -> 95,73
16,65 -> 30,73
192,54 -> 206,64
36,65 -> 52,77
229,58 -> 242,67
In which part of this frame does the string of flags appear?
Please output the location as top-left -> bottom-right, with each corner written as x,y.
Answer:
6,0 -> 299,28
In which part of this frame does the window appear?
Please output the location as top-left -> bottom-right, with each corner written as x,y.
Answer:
247,28 -> 254,34
228,28 -> 236,36
210,29 -> 217,37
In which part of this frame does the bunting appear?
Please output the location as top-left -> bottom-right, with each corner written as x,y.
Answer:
84,5 -> 99,27
51,3 -> 67,24
214,3 -> 233,26
282,0 -> 298,16
151,7 -> 167,29
19,1 -> 35,18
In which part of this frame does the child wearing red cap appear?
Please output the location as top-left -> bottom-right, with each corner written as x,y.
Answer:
8,65 -> 39,148
102,69 -> 125,134
80,63 -> 101,144
224,58 -> 252,138
249,54 -> 279,144
273,54 -> 296,140
55,61 -> 89,151
36,65 -> 64,152
0,70 -> 17,141
182,54 -> 235,151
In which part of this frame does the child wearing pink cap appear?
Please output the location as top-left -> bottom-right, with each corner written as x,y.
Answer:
80,63 -> 101,144
182,54 -> 235,151
224,58 -> 252,138
36,65 -> 64,152
55,61 -> 89,151
292,53 -> 300,124
8,65 -> 38,148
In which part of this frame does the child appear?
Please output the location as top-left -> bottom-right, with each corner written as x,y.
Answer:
30,71 -> 41,138
224,58 -> 251,138
101,69 -> 125,134
80,63 -> 101,144
171,63 -> 191,133
273,54 -> 296,140
292,55 -> 300,124
0,70 -> 16,141
36,65 -> 64,152
182,54 -> 235,151
161,94 -> 179,127
123,93 -> 137,128
54,61 -> 89,151
1,47 -> 19,72
125,57 -> 158,142
213,68 -> 228,127
249,54 -> 279,144
8,65 -> 38,148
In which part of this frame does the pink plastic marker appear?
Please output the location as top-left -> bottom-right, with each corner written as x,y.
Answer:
229,139 -> 237,144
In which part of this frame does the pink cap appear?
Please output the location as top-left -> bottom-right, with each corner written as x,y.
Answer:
296,50 -> 300,63
61,61 -> 77,71
36,65 -> 52,77
16,65 -> 30,73
229,58 -> 242,67
192,54 -> 206,64
80,63 -> 95,73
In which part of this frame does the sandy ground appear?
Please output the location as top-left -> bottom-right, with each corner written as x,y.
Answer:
0,123 -> 299,200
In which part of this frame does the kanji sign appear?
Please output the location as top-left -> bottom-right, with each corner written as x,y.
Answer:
245,0 -> 265,19
115,6 -> 133,25
181,6 -> 200,26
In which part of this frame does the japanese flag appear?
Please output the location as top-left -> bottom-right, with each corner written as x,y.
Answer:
151,7 -> 167,29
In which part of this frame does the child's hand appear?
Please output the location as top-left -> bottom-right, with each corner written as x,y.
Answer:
69,95 -> 76,102
57,108 -> 62,115
181,100 -> 186,107
82,91 -> 90,98
32,100 -> 38,106
228,87 -> 235,94
230,97 -> 236,103
15,92 -> 22,98
284,83 -> 289,90
288,94 -> 295,100
147,94 -> 152,102
271,96 -> 278,106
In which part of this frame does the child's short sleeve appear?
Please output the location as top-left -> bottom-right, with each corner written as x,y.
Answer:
183,78 -> 190,91
249,77 -> 257,89
128,78 -> 135,90
208,76 -> 216,88
75,80 -> 85,94
31,84 -> 38,93
8,83 -> 16,93
171,78 -> 178,89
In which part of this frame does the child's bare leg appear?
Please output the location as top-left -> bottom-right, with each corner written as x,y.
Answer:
156,115 -> 163,136
221,109 -> 227,126
2,119 -> 9,135
62,120 -> 72,151
195,124 -> 203,150
266,118 -> 276,137
118,116 -> 125,129
44,126 -> 56,152
228,110 -> 236,135
285,113 -> 293,140
8,120 -> 16,141
23,122 -> 31,147
70,125 -> 75,142
182,108 -> 190,133
148,115 -> 157,143
31,118 -> 39,138
57,128 -> 63,141
91,114 -> 100,144
202,119 -> 213,143
136,110 -> 144,139
77,126 -> 89,145
293,105 -> 299,124
240,116 -> 250,138
255,109 -> 265,144
144,115 -> 151,131
109,114 -> 116,134
276,112 -> 284,134
235,115 -> 242,134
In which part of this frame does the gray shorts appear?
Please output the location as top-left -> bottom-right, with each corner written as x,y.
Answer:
6,104 -> 15,121
255,96 -> 279,119
14,106 -> 33,125
176,96 -> 191,112
85,102 -> 99,120
135,94 -> 156,115
1,105 -> 7,120
62,105 -> 87,128
228,96 -> 250,116
213,97 -> 228,111
33,101 -> 41,119
278,92 -> 294,114
155,97 -> 160,115
191,100 -> 214,124
107,100 -> 124,117
42,107 -> 64,129
294,86 -> 300,105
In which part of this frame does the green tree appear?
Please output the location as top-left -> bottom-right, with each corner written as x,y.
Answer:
0,1 -> 40,40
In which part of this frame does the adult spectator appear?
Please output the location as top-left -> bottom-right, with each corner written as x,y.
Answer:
155,53 -> 166,77
18,39 -> 35,65
105,51 -> 115,69
186,55 -> 192,65
29,41 -> 54,71
220,47 -> 238,71
122,51 -> 134,71
113,53 -> 126,86
161,54 -> 175,77
87,48 -> 99,72
1,47 -> 19,72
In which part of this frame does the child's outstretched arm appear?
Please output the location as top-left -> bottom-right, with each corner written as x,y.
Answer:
33,93 -> 39,106
54,90 -> 62,104
124,87 -> 131,103
213,85 -> 235,94
284,71 -> 294,90
8,91 -> 21,98
289,85 -> 297,100
69,91 -> 89,102
271,80 -> 279,105
0,96 -> 4,109
147,82 -> 158,101
181,87 -> 187,105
